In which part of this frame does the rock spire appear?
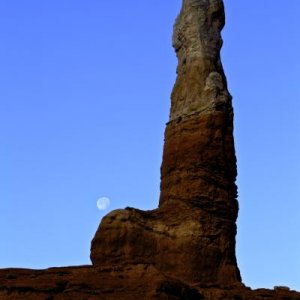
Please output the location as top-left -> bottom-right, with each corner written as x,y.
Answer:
91,0 -> 241,286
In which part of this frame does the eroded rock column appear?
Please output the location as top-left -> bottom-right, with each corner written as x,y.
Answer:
160,0 -> 238,216
91,0 -> 241,287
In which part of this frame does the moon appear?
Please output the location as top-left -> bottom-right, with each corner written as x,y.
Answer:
96,197 -> 110,211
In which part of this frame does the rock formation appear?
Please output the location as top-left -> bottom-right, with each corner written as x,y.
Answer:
90,0 -> 240,287
1,1 -> 299,299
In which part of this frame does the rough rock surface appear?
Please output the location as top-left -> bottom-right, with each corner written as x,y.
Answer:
1,0 -> 299,299
1,266 -> 300,300
90,0 -> 240,287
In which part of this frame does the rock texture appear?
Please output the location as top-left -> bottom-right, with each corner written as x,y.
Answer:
1,266 -> 300,300
90,0 -> 240,287
1,0 -> 299,299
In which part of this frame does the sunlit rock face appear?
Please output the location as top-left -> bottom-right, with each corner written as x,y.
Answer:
170,0 -> 229,120
91,0 -> 241,287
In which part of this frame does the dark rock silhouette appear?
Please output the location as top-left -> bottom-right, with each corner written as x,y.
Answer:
1,1 -> 299,299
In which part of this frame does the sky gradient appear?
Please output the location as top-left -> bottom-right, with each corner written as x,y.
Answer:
1,0 -> 299,291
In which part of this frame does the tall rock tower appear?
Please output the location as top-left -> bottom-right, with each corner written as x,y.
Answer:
91,0 -> 241,287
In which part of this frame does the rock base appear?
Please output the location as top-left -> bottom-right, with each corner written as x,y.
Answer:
1,267 -> 299,300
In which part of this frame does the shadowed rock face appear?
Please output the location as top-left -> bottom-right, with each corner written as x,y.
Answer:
91,0 -> 241,287
1,266 -> 300,300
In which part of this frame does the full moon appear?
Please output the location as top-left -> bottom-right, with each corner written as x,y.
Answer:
96,197 -> 110,211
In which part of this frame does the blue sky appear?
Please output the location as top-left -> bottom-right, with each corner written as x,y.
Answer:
1,0 -> 299,291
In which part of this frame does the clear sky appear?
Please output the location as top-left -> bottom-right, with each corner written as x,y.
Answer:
1,0 -> 299,292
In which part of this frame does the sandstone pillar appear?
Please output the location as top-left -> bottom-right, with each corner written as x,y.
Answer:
91,0 -> 241,287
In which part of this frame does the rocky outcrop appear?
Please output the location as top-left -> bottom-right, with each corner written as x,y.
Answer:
91,0 -> 240,287
1,266 -> 300,300
1,0 -> 299,299
0,266 -> 204,300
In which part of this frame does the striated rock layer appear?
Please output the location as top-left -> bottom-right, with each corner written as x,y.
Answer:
90,0 -> 240,287
1,0 -> 300,299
